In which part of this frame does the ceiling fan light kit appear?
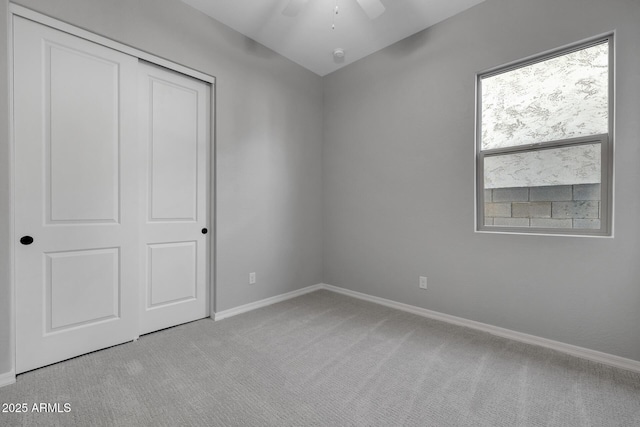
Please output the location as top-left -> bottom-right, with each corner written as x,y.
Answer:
281,0 -> 385,61
332,48 -> 346,64
180,0 -> 488,76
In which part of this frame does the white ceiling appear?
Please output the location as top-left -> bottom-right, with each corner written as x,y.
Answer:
181,0 -> 486,76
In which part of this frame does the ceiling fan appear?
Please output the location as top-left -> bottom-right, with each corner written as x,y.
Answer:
282,0 -> 386,20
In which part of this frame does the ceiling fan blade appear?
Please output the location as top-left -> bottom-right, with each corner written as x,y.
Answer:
282,0 -> 309,17
355,0 -> 385,19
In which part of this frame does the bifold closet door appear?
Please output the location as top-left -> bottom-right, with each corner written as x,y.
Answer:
138,62 -> 210,335
14,17 -> 139,373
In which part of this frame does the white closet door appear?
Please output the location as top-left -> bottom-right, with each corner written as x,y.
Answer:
14,17 -> 139,373
138,62 -> 210,335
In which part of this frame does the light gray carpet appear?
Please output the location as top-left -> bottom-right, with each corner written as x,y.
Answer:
1,290 -> 639,426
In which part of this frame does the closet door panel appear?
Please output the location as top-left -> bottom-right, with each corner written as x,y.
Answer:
138,62 -> 210,335
14,17 -> 139,373
149,78 -> 199,221
48,44 -> 120,222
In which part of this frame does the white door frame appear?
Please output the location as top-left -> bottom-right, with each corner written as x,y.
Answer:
6,3 -> 216,385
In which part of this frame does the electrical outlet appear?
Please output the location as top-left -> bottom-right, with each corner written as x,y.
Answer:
419,276 -> 427,290
249,272 -> 256,285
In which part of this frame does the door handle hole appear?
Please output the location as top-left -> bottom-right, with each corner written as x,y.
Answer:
20,236 -> 34,245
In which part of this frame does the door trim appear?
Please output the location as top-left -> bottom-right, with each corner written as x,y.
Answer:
9,4 -> 215,85
8,3 -> 216,382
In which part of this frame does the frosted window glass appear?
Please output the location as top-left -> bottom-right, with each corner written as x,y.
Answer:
481,42 -> 608,150
484,143 -> 601,189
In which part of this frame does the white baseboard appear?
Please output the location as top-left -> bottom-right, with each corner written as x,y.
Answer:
210,282 -> 640,373
213,284 -> 324,321
0,370 -> 16,388
321,284 -> 640,374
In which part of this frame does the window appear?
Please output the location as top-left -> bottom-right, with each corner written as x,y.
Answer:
476,36 -> 612,235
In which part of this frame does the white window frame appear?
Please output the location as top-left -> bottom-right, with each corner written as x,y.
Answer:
475,35 -> 614,236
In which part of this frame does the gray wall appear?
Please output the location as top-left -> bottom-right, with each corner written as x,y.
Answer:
0,0 -> 324,376
1,0 -> 639,381
323,0 -> 640,361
